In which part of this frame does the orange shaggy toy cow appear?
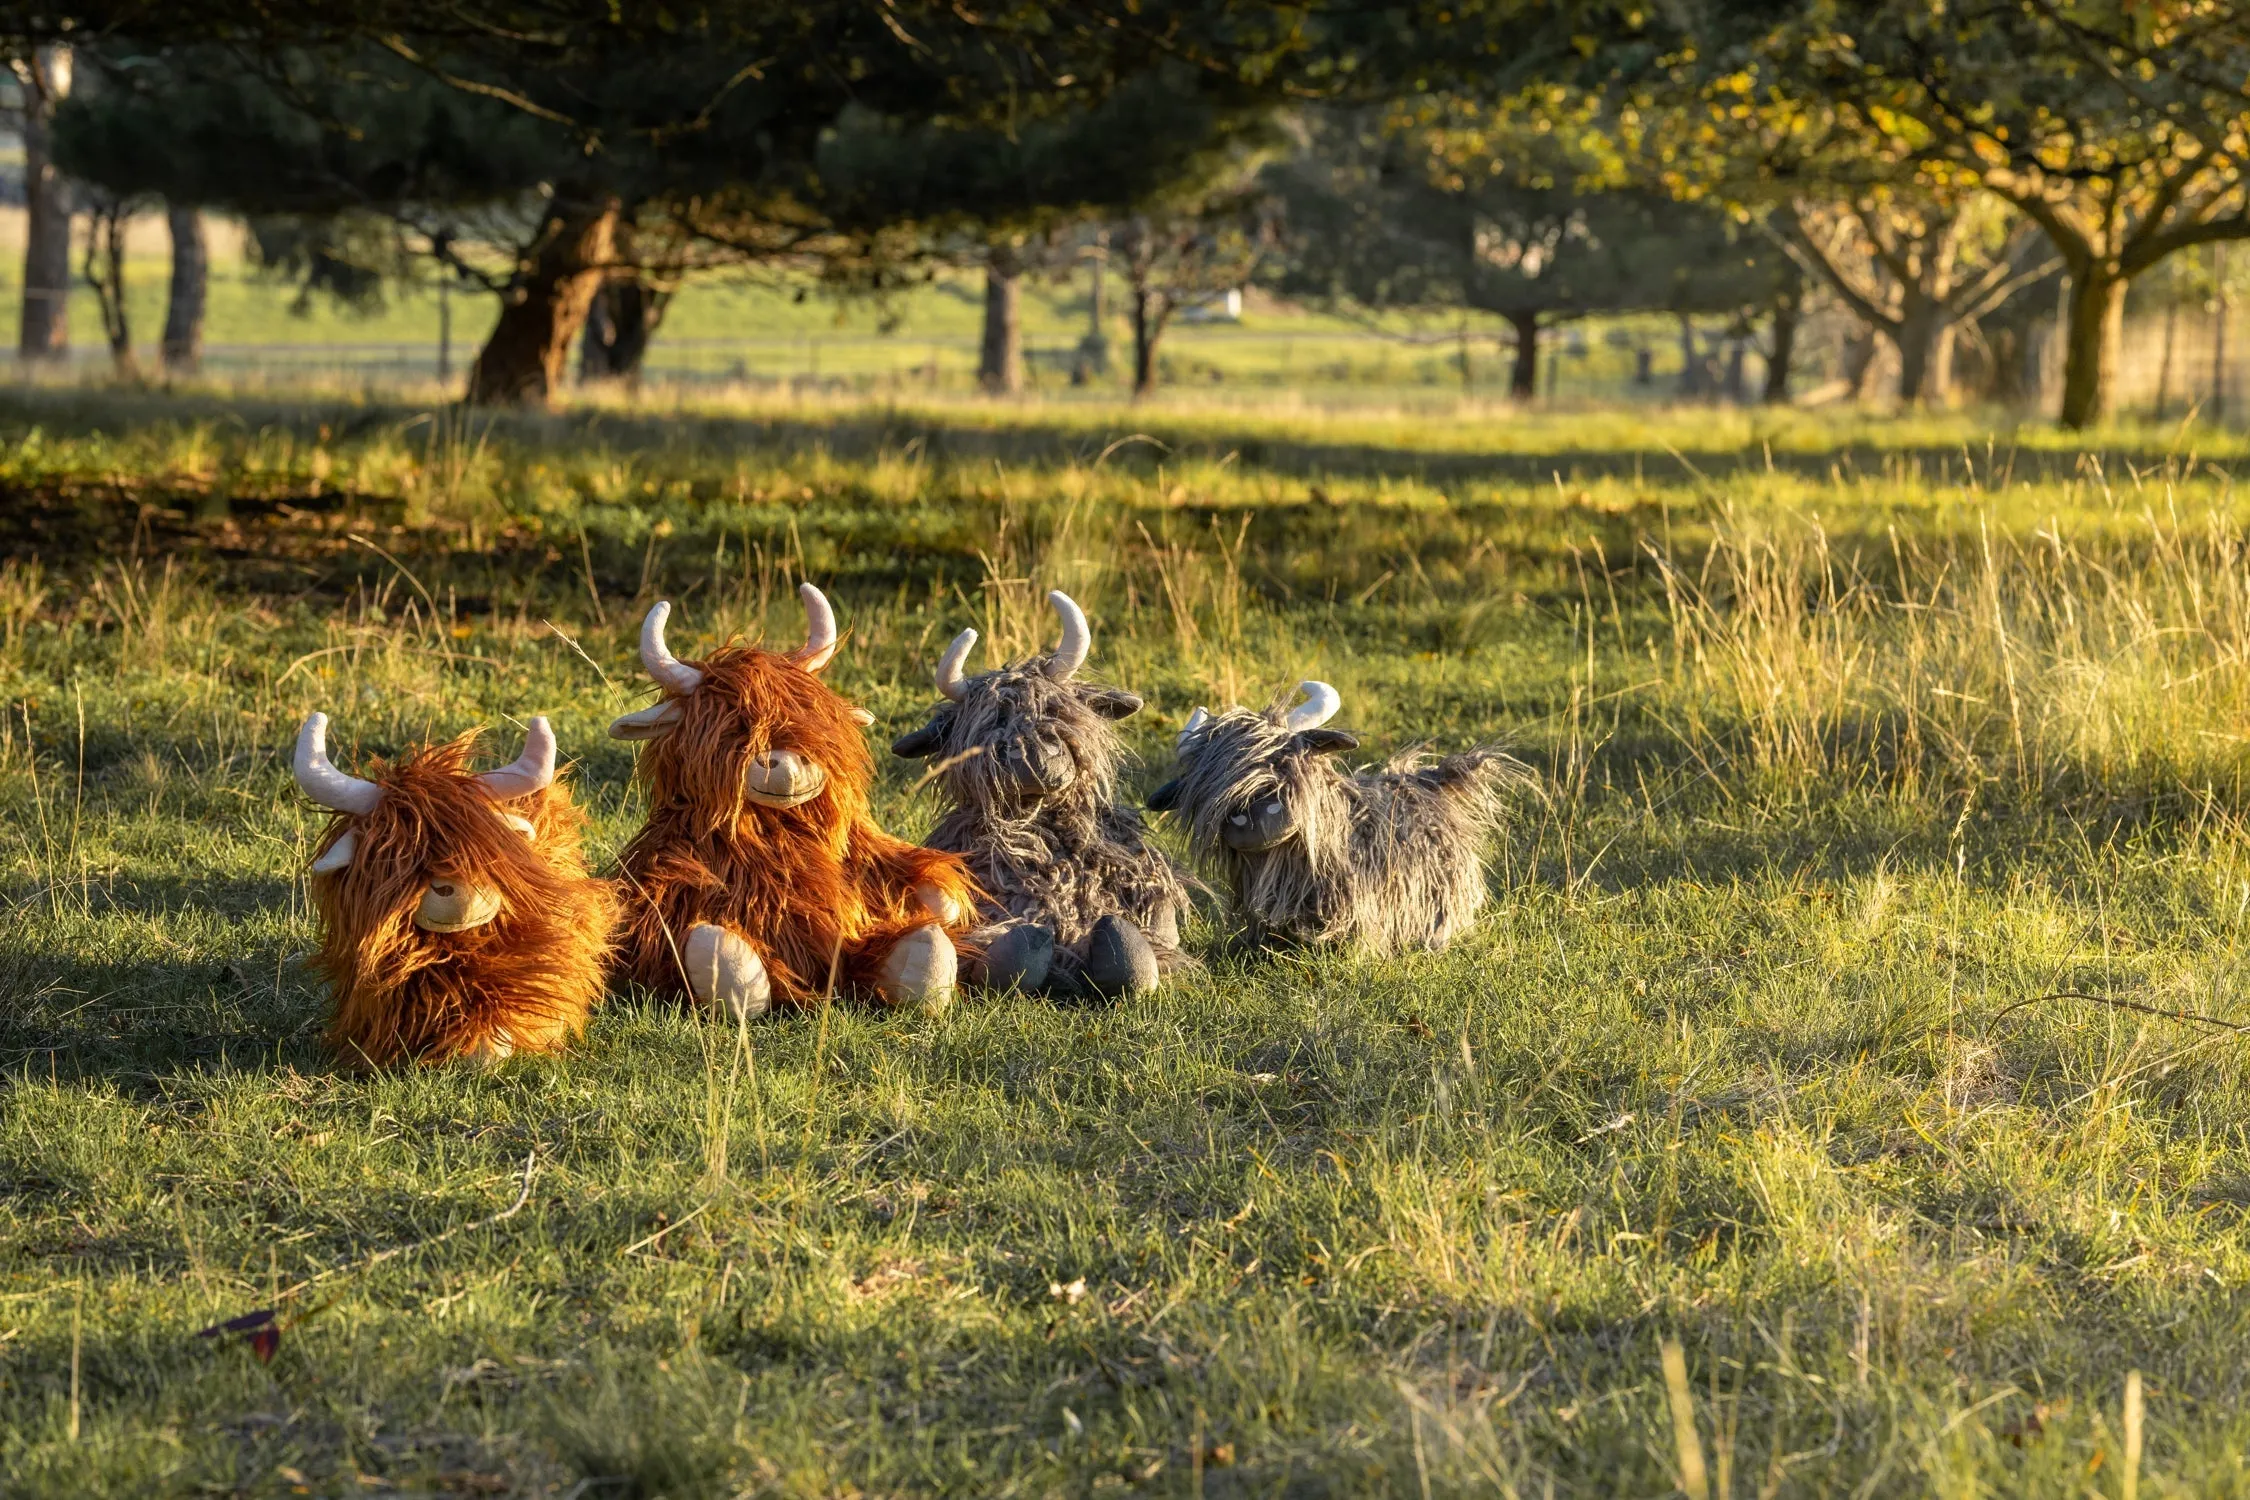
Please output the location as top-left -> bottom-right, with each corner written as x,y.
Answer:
295,712 -> 616,1066
609,585 -> 978,1017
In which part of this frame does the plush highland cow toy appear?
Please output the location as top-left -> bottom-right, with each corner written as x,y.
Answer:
1147,681 -> 1522,955
610,586 -> 979,1017
295,712 -> 615,1067
891,590 -> 1193,997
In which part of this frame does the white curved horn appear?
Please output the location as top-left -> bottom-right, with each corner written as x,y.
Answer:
478,716 -> 556,800
1047,590 -> 1091,678
640,601 -> 704,695
934,627 -> 978,702
1178,706 -> 1210,748
293,713 -> 384,816
1283,680 -> 1342,731
791,582 -> 839,672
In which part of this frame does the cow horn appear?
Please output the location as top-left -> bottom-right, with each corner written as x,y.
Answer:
1048,590 -> 1090,678
1283,680 -> 1341,731
478,716 -> 555,800
293,713 -> 383,816
790,582 -> 839,672
640,601 -> 704,695
1178,706 -> 1210,747
934,627 -> 977,702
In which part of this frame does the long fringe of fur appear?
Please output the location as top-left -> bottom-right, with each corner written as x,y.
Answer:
1168,707 -> 1523,955
310,735 -> 616,1067
905,652 -> 1192,976
616,645 -> 980,1006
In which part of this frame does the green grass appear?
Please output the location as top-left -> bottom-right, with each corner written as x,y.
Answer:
6,385 -> 2250,1496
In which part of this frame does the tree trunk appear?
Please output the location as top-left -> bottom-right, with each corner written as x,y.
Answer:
2153,300 -> 2178,420
2056,267 -> 2125,429
16,46 -> 73,363
1507,311 -> 1539,400
1894,303 -> 1953,406
162,203 -> 208,374
1130,285 -> 1164,399
978,257 -> 1024,396
1677,315 -> 1708,398
2214,245 -> 2230,425
1078,234 -> 1112,379
1721,338 -> 1748,403
1763,297 -> 1799,404
467,191 -> 620,408
1842,325 -> 1880,400
1986,326 -> 2027,408
579,274 -> 667,382
83,201 -> 135,377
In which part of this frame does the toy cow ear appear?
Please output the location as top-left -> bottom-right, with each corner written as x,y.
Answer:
1146,778 -> 1182,812
1295,729 -> 1359,756
892,712 -> 951,759
1085,688 -> 1142,721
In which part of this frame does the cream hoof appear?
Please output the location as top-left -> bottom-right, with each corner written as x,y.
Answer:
463,1029 -> 514,1068
877,924 -> 956,1011
684,923 -> 771,1021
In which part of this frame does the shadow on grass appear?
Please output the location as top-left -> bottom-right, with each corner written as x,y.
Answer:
1,385 -> 2222,490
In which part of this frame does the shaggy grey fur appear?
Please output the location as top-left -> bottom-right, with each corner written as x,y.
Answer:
894,604 -> 1192,991
1150,699 -> 1523,955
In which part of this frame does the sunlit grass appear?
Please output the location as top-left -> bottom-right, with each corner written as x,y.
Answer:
6,387 -> 2250,1495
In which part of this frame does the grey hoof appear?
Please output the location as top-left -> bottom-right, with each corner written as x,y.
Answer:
1081,915 -> 1159,998
984,924 -> 1054,994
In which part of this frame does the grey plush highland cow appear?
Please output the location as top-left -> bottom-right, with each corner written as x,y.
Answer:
1147,681 -> 1522,955
892,591 -> 1193,997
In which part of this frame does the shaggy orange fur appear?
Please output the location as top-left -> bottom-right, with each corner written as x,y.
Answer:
615,645 -> 979,1005
309,735 -> 616,1066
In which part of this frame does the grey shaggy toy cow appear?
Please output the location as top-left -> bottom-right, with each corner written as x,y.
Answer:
1147,681 -> 1522,955
892,591 -> 1193,997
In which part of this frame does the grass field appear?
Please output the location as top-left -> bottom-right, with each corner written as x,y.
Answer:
5,382 -> 2250,1496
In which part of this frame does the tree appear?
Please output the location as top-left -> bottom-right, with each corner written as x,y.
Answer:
1776,195 -> 2055,405
9,44 -> 73,361
1115,188 -> 1276,399
80,189 -> 135,374
1647,0 -> 2250,426
1271,103 -> 1794,401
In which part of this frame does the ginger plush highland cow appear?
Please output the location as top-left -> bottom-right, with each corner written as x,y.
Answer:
610,586 -> 979,1017
1148,681 -> 1523,955
892,590 -> 1192,998
295,712 -> 615,1067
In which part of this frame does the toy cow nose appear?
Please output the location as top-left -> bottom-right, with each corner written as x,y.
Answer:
1002,738 -> 1075,792
743,748 -> 827,808
1222,799 -> 1296,852
415,879 -> 503,932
